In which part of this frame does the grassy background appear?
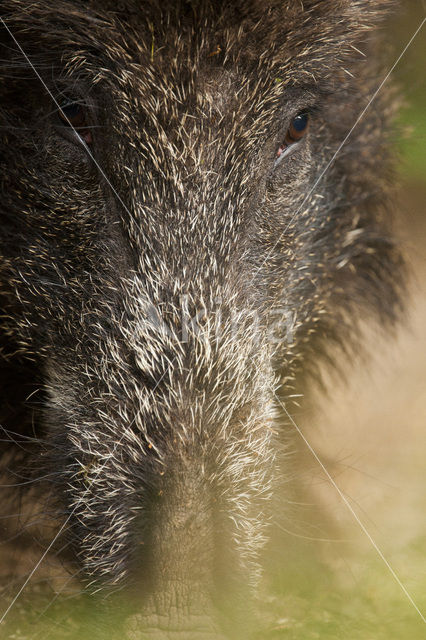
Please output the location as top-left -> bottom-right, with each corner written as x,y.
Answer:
393,3 -> 426,180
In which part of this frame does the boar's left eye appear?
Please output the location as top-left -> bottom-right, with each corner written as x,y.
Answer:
275,111 -> 310,167
58,99 -> 92,145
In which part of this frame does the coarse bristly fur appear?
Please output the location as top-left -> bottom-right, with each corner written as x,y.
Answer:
0,0 -> 404,638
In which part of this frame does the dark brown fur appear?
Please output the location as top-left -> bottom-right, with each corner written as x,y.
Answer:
0,1 -> 403,638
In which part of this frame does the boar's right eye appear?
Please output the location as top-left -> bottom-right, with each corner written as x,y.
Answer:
58,99 -> 93,145
274,111 -> 310,168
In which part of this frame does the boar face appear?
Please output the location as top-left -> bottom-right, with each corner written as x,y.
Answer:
0,1 -> 403,637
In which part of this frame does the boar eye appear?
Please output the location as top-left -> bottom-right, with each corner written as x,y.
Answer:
58,99 -> 92,145
275,111 -> 310,167
59,100 -> 85,126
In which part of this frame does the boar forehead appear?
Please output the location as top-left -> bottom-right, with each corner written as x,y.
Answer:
0,0 -> 402,362
3,1 -> 392,87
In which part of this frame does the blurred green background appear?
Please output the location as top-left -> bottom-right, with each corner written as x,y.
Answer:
393,2 -> 426,180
